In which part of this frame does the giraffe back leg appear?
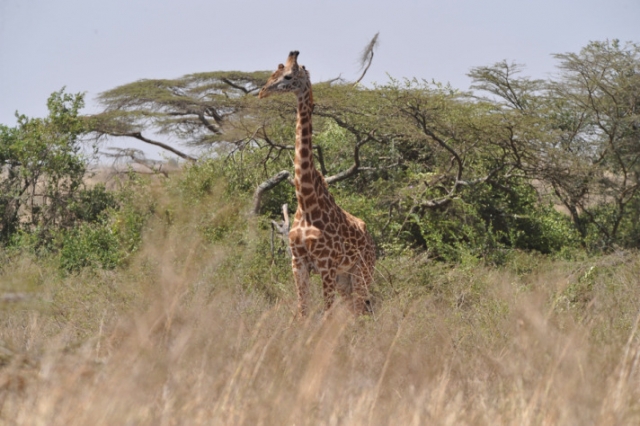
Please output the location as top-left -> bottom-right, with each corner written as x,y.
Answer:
350,261 -> 374,315
336,272 -> 354,311
336,273 -> 352,295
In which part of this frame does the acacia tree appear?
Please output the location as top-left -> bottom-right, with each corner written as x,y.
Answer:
469,40 -> 640,250
87,71 -> 272,161
551,40 -> 640,249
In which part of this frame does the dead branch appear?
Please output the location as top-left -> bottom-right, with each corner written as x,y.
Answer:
252,170 -> 291,214
354,32 -> 380,85
270,203 -> 292,258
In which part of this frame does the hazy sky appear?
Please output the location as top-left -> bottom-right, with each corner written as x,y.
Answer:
1,0 -> 639,158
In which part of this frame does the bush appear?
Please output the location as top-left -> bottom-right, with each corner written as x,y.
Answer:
59,222 -> 123,271
68,184 -> 118,223
0,89 -> 87,245
395,180 -> 583,263
57,178 -> 154,272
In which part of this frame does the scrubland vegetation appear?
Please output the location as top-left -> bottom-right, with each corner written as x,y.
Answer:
1,40 -> 639,424
1,168 -> 639,425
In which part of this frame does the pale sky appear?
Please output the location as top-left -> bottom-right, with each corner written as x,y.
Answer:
1,0 -> 638,158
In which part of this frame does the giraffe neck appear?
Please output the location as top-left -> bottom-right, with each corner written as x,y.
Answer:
294,85 -> 320,210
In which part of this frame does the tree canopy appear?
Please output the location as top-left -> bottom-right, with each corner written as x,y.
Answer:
83,39 -> 640,258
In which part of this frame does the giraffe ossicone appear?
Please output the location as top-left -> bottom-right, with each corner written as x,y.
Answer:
260,51 -> 376,317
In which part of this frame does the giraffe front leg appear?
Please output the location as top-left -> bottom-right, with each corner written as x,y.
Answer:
292,256 -> 310,317
320,267 -> 338,313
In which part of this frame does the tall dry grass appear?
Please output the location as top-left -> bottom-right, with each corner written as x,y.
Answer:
1,188 -> 639,425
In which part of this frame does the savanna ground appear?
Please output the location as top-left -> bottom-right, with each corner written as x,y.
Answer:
1,169 -> 639,426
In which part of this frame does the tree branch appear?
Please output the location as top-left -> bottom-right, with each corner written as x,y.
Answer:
252,170 -> 291,214
324,132 -> 374,184
315,144 -> 328,176
197,113 -> 222,134
220,78 -> 260,95
99,131 -> 197,162
101,147 -> 173,177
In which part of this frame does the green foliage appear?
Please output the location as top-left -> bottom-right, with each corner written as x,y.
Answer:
59,222 -> 122,271
111,176 -> 156,254
510,205 -> 581,254
380,177 -> 582,263
199,201 -> 245,244
0,89 -> 88,245
57,180 -> 153,272
176,159 -> 225,202
0,90 -> 155,272
157,160 -> 290,300
69,184 -> 118,223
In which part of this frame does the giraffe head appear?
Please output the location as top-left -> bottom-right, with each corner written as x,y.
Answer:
259,51 -> 312,101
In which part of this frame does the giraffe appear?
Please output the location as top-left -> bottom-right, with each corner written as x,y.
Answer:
259,51 -> 376,317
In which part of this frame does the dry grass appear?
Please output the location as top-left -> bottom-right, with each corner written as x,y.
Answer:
1,193 -> 640,425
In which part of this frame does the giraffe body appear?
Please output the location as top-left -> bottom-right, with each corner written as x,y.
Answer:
259,51 -> 375,316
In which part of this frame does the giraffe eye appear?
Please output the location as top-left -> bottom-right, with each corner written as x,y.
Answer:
284,75 -> 293,80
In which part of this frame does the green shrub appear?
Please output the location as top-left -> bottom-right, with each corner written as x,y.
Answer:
398,181 -> 583,264
59,222 -> 123,271
68,184 -> 118,223
176,159 -> 224,202
56,174 -> 154,272
0,89 -> 88,246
